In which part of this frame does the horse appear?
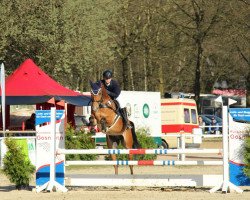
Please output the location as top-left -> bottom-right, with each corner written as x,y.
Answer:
89,80 -> 140,175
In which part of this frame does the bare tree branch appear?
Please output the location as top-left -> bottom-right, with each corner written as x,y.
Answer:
239,0 -> 250,5
173,1 -> 195,21
203,2 -> 221,38
234,42 -> 250,65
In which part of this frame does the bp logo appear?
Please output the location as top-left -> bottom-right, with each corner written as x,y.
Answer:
143,103 -> 150,118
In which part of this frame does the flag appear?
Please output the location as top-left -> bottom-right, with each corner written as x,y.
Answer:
56,100 -> 65,107
47,97 -> 55,105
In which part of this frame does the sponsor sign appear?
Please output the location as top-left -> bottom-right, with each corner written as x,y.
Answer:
35,110 -> 65,186
117,91 -> 161,137
229,108 -> 250,186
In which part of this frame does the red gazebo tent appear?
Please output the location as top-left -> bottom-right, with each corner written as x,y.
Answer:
0,59 -> 91,129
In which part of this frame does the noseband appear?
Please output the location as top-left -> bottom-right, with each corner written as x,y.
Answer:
91,88 -> 114,112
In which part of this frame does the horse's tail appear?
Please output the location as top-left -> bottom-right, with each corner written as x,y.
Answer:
130,121 -> 141,149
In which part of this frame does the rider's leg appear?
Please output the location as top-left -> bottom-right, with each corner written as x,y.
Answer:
121,107 -> 131,128
114,98 -> 131,128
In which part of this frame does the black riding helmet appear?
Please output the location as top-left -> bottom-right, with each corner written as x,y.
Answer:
103,70 -> 113,79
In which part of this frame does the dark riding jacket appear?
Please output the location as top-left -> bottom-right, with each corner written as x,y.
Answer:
101,79 -> 121,100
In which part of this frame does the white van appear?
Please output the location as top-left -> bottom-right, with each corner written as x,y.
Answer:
161,98 -> 199,148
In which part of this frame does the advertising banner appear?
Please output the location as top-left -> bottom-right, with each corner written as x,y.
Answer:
117,91 -> 161,137
35,110 -> 65,186
229,108 -> 250,186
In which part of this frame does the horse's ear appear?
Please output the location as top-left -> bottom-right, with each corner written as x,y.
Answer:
89,80 -> 93,88
98,80 -> 102,87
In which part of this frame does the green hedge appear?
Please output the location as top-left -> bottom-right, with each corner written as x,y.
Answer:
65,126 -> 158,161
65,126 -> 98,161
105,128 -> 158,160
3,138 -> 35,190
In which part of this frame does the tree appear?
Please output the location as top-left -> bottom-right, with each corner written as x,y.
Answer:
164,0 -> 225,110
64,0 -> 118,91
0,0 -> 248,104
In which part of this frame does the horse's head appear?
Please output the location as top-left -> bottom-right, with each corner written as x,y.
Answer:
90,80 -> 111,100
90,80 -> 111,111
90,80 -> 102,101
89,80 -> 102,112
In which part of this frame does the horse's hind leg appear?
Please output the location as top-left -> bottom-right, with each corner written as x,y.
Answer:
106,135 -> 118,175
122,129 -> 134,175
128,152 -> 133,175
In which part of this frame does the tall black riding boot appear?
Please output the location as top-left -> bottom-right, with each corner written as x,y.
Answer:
121,107 -> 131,128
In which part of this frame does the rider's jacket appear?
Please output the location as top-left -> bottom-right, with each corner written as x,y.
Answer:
101,79 -> 121,100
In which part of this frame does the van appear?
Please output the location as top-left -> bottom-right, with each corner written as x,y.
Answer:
161,98 -> 199,148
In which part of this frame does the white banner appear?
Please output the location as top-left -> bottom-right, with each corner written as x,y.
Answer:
229,108 -> 250,186
117,91 -> 161,137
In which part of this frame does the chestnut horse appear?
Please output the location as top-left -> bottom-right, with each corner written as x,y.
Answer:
90,80 -> 140,175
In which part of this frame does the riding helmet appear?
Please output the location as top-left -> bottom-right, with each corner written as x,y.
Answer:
103,70 -> 113,79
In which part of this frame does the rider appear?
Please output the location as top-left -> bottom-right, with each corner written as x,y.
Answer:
101,69 -> 130,128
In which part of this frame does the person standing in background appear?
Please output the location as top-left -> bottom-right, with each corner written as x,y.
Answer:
25,113 -> 36,130
198,116 -> 206,134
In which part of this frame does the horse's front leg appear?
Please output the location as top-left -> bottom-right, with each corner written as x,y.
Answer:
100,118 -> 107,132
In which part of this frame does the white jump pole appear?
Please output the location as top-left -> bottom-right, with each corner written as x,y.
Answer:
36,107 -> 67,193
209,100 -> 243,193
58,148 -> 222,155
66,160 -> 223,166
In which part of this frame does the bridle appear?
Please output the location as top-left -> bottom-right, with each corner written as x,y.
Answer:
91,87 -> 115,112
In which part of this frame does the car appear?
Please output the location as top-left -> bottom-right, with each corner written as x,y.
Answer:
74,115 -> 89,131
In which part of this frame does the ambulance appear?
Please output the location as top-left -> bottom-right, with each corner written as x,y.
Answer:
160,98 -> 199,148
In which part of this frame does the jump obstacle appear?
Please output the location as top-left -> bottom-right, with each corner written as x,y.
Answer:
36,106 -> 244,194
57,146 -> 224,188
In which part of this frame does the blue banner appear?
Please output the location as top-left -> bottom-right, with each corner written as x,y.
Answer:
229,108 -> 250,122
35,110 -> 64,125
